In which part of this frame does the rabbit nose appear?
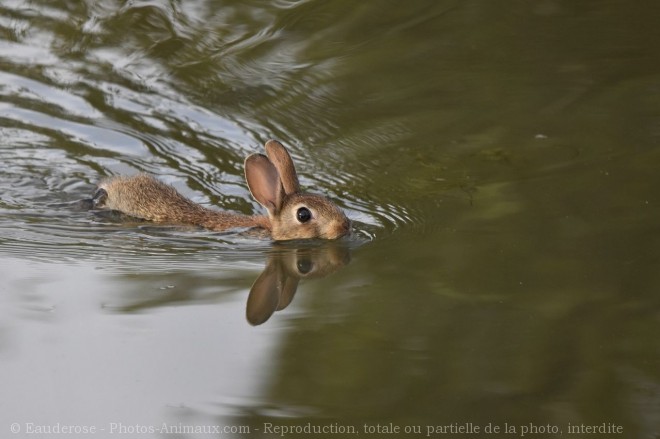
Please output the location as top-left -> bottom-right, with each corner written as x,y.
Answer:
338,216 -> 352,236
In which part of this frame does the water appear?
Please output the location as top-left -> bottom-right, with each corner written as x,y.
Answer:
1,1 -> 660,438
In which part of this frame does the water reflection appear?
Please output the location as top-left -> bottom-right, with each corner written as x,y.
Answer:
99,239 -> 353,326
247,240 -> 351,325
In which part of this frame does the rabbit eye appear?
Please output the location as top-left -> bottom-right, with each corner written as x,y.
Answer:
296,258 -> 314,274
296,207 -> 312,223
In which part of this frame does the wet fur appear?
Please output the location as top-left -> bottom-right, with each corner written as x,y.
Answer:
97,174 -> 269,231
92,140 -> 350,240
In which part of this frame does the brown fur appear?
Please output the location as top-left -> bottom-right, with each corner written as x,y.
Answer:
97,174 -> 270,231
93,141 -> 351,240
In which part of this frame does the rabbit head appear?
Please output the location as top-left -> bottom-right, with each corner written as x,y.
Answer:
245,140 -> 351,241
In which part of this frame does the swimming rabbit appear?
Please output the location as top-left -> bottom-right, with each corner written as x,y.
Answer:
90,140 -> 351,240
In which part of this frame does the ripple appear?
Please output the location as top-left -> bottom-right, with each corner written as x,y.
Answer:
0,40 -> 58,65
0,71 -> 103,119
0,0 -> 402,268
0,212 -> 270,271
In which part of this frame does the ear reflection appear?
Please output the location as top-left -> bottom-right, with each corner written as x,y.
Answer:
246,241 -> 351,326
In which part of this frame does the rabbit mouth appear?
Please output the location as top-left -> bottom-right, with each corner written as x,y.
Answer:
322,216 -> 352,239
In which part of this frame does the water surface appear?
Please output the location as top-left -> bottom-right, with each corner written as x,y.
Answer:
1,1 -> 660,438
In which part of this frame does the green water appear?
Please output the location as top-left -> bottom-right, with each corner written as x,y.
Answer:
1,1 -> 659,438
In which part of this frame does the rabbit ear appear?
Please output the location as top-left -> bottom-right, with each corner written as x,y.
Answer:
245,153 -> 284,215
264,139 -> 300,195
276,275 -> 299,311
246,262 -> 280,325
246,257 -> 300,325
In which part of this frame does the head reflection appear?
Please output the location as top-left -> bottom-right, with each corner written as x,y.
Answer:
246,241 -> 351,326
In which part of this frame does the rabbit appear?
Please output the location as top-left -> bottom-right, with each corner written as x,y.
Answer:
89,139 -> 351,240
246,241 -> 351,325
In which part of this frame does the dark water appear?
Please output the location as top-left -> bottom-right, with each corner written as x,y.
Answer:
1,1 -> 660,438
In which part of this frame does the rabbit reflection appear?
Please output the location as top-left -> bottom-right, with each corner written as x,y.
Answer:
93,242 -> 351,325
246,241 -> 351,326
